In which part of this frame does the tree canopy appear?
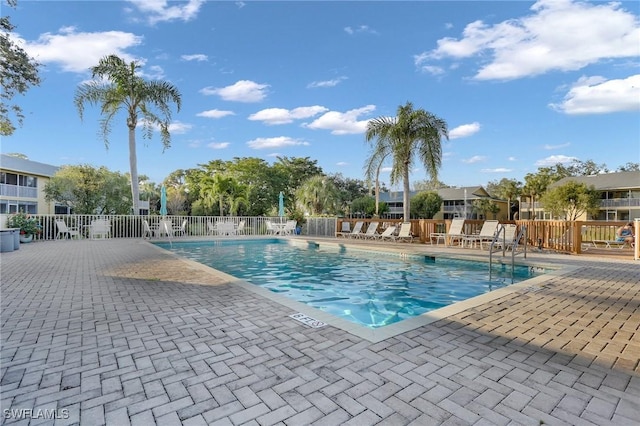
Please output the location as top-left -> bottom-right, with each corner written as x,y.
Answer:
0,0 -> 41,136
75,54 -> 181,214
365,101 -> 448,220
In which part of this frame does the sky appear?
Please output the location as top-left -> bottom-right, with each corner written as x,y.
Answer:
2,0 -> 639,190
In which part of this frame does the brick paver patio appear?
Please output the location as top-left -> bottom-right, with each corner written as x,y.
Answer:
1,238 -> 638,425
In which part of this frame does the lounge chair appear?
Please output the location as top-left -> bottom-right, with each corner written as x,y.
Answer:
376,226 -> 397,241
389,222 -> 415,243
345,221 -> 365,238
462,220 -> 499,249
358,222 -> 379,239
336,221 -> 352,237
492,224 -> 518,251
592,239 -> 633,249
55,220 -> 80,240
89,219 -> 111,239
430,218 -> 465,245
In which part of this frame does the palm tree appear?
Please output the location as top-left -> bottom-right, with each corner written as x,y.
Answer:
201,173 -> 233,216
75,54 -> 181,214
295,175 -> 339,215
363,147 -> 391,218
365,102 -> 448,221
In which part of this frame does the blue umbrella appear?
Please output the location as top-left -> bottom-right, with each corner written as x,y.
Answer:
278,191 -> 285,217
160,185 -> 167,216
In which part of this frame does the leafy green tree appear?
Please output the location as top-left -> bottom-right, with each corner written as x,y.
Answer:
540,181 -> 601,221
617,162 -> 640,172
75,54 -> 181,214
472,198 -> 500,220
327,173 -> 369,215
565,159 -> 609,176
413,178 -> 450,191
523,168 -> 557,219
410,191 -> 443,219
166,186 -> 187,215
227,157 -> 281,215
487,178 -> 522,220
365,101 -> 448,221
295,175 -> 339,215
350,196 -> 388,218
0,0 -> 41,136
44,165 -> 132,214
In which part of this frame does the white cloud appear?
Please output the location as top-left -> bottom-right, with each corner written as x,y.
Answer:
543,142 -> 571,150
304,105 -> 375,135
508,156 -> 517,161
535,154 -> 578,166
200,80 -> 269,102
207,142 -> 230,149
17,27 -> 142,73
181,54 -> 208,62
449,122 -> 480,139
248,106 -> 328,125
196,109 -> 235,119
462,155 -> 486,164
247,136 -> 310,149
167,121 -> 192,134
549,75 -> 640,114
142,65 -> 165,80
481,168 -> 513,173
336,162 -> 349,166
140,120 -> 191,134
344,25 -> 378,35
126,0 -> 204,25
415,0 -> 640,80
307,77 -> 348,88
380,166 -> 393,173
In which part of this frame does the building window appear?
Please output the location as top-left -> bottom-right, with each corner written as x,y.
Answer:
18,175 -> 37,188
0,172 -> 18,185
0,200 -> 36,214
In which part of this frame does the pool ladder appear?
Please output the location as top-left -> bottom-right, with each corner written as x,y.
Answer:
489,225 -> 527,281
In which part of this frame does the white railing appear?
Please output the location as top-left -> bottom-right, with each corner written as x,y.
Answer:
2,214 -> 295,240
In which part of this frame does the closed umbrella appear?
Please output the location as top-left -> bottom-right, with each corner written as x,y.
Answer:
278,192 -> 285,218
160,185 -> 167,216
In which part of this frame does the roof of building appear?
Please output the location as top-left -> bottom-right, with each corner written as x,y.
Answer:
0,154 -> 59,177
379,186 -> 492,203
550,171 -> 640,191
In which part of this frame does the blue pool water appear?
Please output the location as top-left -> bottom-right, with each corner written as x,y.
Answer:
156,239 -> 540,328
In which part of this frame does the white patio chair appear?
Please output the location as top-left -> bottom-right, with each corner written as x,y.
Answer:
89,219 -> 111,240
55,220 -> 80,240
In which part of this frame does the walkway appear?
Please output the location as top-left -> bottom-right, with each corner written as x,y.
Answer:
1,238 -> 638,425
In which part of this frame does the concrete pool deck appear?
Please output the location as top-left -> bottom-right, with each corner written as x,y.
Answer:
1,237 -> 638,425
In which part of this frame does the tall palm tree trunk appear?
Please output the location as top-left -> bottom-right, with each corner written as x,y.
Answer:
128,127 -> 140,215
403,166 -> 411,221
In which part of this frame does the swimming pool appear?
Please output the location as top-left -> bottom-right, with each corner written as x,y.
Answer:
156,239 -> 543,329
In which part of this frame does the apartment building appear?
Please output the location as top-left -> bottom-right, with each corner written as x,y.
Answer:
519,171 -> 640,221
378,186 -> 509,220
0,154 -> 58,214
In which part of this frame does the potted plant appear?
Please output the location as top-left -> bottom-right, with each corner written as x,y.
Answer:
6,212 -> 40,242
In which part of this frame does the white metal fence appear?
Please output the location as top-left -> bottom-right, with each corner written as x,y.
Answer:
1,214 -> 298,240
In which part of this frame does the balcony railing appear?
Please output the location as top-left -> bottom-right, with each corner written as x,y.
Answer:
520,197 -> 640,210
0,184 -> 37,198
